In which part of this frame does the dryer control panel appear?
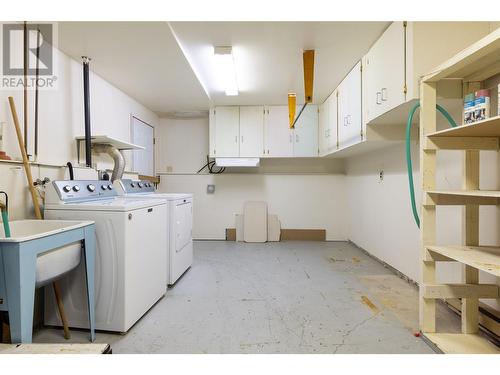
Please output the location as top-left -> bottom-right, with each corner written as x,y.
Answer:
50,180 -> 118,202
115,179 -> 155,194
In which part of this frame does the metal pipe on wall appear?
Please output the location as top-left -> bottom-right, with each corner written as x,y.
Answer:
82,56 -> 92,168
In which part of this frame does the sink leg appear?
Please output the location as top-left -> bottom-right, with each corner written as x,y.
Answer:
3,247 -> 36,343
83,226 -> 96,342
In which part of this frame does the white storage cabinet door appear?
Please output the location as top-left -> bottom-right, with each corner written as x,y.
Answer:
239,106 -> 265,157
362,21 -> 406,123
327,91 -> 338,153
293,104 -> 318,157
338,62 -> 362,149
264,106 -> 293,157
131,117 -> 155,176
214,106 -> 240,157
318,100 -> 329,155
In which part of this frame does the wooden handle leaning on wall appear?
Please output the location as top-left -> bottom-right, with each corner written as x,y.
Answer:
8,96 -> 42,219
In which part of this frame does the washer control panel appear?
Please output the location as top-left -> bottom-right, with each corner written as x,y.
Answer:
117,179 -> 155,194
52,180 -> 117,202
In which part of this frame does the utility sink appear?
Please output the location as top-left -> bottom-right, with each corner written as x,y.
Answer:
0,220 -> 94,286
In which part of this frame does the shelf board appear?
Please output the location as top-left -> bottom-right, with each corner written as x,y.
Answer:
427,115 -> 500,138
426,245 -> 500,277
75,135 -> 145,150
426,190 -> 500,205
423,333 -> 500,354
423,28 -> 500,82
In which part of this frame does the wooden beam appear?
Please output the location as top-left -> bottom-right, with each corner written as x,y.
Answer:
424,136 -> 499,151
423,284 -> 498,299
462,149 -> 480,334
288,93 -> 296,128
420,81 -> 437,333
303,50 -> 314,103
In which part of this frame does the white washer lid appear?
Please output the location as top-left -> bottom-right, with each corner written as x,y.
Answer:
45,197 -> 167,212
120,192 -> 193,201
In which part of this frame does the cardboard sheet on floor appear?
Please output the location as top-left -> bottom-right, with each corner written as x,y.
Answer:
243,201 -> 267,243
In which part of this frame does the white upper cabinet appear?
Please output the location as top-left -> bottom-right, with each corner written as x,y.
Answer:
363,21 -> 492,125
338,61 -> 362,149
293,104 -> 318,157
362,22 -> 406,124
213,106 -> 240,157
318,100 -> 329,156
327,91 -> 338,152
264,106 -> 293,157
239,106 -> 264,157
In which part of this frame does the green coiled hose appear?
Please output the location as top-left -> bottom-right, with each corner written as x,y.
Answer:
1,209 -> 10,238
406,102 -> 458,228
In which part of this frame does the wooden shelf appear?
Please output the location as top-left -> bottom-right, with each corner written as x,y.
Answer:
75,135 -> 144,150
423,333 -> 500,354
426,245 -> 500,277
423,28 -> 500,82
427,115 -> 500,138
426,190 -> 500,205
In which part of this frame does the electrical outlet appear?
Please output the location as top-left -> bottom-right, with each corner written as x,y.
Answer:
379,170 -> 384,182
207,184 -> 215,194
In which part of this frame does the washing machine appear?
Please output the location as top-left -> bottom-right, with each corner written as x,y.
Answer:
44,180 -> 168,333
114,179 -> 193,285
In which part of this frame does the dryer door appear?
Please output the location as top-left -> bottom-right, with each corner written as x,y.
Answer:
175,200 -> 192,252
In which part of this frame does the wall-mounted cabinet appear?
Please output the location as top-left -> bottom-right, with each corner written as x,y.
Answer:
292,105 -> 318,157
210,105 -> 318,159
363,21 -> 492,126
239,106 -> 265,157
338,61 -> 362,149
319,90 -> 338,156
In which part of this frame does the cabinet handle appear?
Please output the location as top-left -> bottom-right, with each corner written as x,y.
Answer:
381,88 -> 388,101
289,134 -> 292,143
296,134 -> 299,142
347,115 -> 351,125
344,116 -> 348,126
241,136 -> 244,143
235,136 -> 238,143
376,92 -> 382,105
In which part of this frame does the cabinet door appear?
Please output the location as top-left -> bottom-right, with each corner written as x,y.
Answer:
318,101 -> 329,156
239,106 -> 264,157
264,106 -> 293,157
338,62 -> 362,149
293,104 -> 318,157
327,91 -> 338,152
209,108 -> 216,157
214,106 -> 240,157
363,21 -> 406,124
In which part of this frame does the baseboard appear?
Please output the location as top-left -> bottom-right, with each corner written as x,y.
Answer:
225,228 -> 326,241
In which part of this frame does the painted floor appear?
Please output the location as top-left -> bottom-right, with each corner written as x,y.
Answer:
33,240 -> 460,353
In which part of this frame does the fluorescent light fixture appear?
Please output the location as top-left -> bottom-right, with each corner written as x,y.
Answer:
214,46 -> 239,96
215,158 -> 260,167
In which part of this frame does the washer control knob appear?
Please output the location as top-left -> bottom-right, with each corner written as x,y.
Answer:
138,182 -> 143,188
87,184 -> 96,192
131,182 -> 135,188
63,185 -> 71,193
72,185 -> 80,192
107,184 -> 113,190
101,185 -> 107,191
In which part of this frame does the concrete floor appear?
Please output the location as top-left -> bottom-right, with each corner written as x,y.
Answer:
33,240 -> 460,353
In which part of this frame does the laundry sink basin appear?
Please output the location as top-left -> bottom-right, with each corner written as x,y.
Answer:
0,220 -> 94,286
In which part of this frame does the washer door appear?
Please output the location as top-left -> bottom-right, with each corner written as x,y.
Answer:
175,200 -> 192,252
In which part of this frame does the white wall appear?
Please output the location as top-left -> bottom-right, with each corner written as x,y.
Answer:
0,34 -> 157,221
155,117 -> 348,240
345,143 -> 500,309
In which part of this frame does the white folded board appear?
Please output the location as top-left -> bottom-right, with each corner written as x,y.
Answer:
268,214 -> 281,242
243,201 -> 268,243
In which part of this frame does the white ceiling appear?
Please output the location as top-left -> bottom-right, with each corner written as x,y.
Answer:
57,22 -> 210,116
169,22 -> 390,105
57,22 -> 390,114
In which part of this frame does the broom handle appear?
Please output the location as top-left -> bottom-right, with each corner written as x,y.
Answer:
8,97 -> 42,219
8,97 -> 71,340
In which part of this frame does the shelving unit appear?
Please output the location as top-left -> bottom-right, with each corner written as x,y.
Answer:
419,28 -> 500,354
